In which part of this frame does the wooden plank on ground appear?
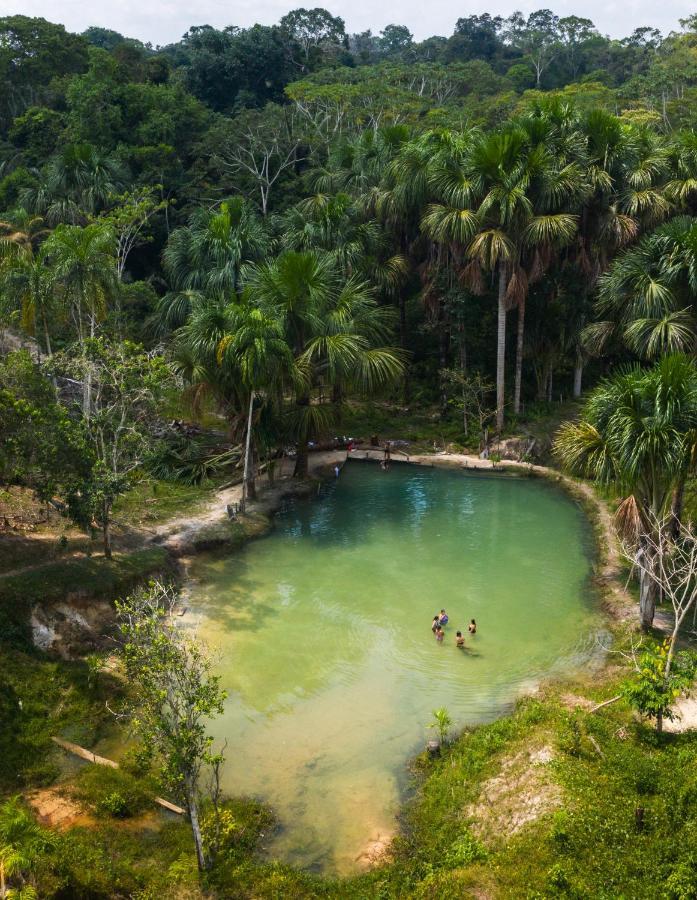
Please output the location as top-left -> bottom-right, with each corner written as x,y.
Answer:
51,736 -> 185,815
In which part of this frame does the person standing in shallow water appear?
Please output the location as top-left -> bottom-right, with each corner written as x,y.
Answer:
456,631 -> 466,648
435,625 -> 444,642
431,615 -> 440,633
438,609 -> 449,626
468,619 -> 477,634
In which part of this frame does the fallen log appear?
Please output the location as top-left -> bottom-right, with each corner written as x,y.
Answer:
51,736 -> 184,815
589,695 -> 622,713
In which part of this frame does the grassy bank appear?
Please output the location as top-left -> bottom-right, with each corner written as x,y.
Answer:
2,412 -> 697,897
0,547 -> 169,646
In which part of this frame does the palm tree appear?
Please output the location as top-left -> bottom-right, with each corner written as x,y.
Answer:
248,250 -> 404,476
20,144 -> 127,226
422,125 -> 579,429
0,797 -> 52,900
591,216 -> 697,359
0,254 -> 55,357
554,354 -> 697,628
579,113 -> 673,368
218,304 -> 298,502
163,198 -> 267,295
41,223 -> 117,415
0,210 -> 53,356
157,198 -> 268,335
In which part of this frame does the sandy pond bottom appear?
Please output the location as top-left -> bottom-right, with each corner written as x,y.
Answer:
187,461 -> 599,874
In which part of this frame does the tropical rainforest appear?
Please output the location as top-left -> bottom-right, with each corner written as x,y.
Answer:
4,7 -> 697,898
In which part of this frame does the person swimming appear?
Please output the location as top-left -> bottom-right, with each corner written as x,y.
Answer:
435,625 -> 444,642
456,631 -> 466,648
468,618 -> 477,634
438,609 -> 449,626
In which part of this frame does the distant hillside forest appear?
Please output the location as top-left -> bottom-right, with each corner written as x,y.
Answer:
3,10 -> 697,430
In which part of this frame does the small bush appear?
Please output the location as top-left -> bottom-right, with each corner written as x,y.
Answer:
549,810 -> 572,848
557,712 -> 583,757
98,790 -> 131,818
444,830 -> 488,866
72,765 -> 152,818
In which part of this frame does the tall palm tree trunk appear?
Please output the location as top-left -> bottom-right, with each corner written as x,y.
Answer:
573,351 -> 583,398
241,391 -> 255,510
294,394 -> 310,478
513,296 -> 525,416
495,263 -> 507,432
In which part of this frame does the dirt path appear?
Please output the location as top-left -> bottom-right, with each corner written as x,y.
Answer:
153,450 -> 347,556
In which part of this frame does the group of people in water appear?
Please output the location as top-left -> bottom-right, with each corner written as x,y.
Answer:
431,609 -> 477,648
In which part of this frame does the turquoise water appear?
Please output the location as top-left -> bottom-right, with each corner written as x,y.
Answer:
188,461 -> 598,873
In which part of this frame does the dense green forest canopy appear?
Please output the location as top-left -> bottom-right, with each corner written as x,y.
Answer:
3,8 -> 697,442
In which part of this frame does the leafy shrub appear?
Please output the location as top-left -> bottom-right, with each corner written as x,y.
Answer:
444,830 -> 487,866
72,765 -> 152,818
557,712 -> 583,757
549,810 -> 572,848
121,743 -> 154,777
666,855 -> 697,900
98,790 -> 131,818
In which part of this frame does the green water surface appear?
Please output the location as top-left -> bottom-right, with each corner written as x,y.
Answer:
188,461 -> 598,873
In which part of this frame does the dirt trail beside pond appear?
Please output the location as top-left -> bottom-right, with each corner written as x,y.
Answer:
153,450 -> 347,556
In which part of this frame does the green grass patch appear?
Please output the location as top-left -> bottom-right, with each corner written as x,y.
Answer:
113,477 -> 224,528
0,648 -> 118,790
70,765 -> 155,819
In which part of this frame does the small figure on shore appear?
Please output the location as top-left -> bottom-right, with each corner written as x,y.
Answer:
468,618 -> 477,634
431,615 -> 440,633
438,609 -> 449,626
334,464 -> 340,478
456,631 -> 466,648
435,625 -> 444,642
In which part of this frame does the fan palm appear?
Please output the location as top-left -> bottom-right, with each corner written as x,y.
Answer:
158,198 -> 268,335
422,125 -> 580,428
248,250 -> 404,476
554,354 -> 697,627
20,144 -> 127,226
0,210 -> 53,355
0,797 -> 52,900
593,216 -> 697,359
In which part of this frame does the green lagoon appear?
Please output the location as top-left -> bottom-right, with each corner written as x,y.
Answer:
188,461 -> 598,872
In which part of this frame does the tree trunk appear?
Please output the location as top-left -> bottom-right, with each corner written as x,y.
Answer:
332,383 -> 343,425
513,296 -> 525,416
438,301 -> 450,419
656,709 -> 663,734
102,500 -> 112,559
294,394 -> 310,478
42,309 -> 53,358
573,352 -> 583,399
495,263 -> 507,433
83,313 -> 96,420
241,391 -> 255,511
671,477 -> 686,537
186,785 -> 208,872
639,566 -> 656,630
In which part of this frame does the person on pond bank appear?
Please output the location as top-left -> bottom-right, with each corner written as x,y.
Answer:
438,609 -> 449,626
334,464 -> 340,477
468,619 -> 477,634
456,631 -> 466,648
435,625 -> 444,642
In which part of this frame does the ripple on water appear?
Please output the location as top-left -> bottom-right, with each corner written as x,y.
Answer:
190,461 -> 599,873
